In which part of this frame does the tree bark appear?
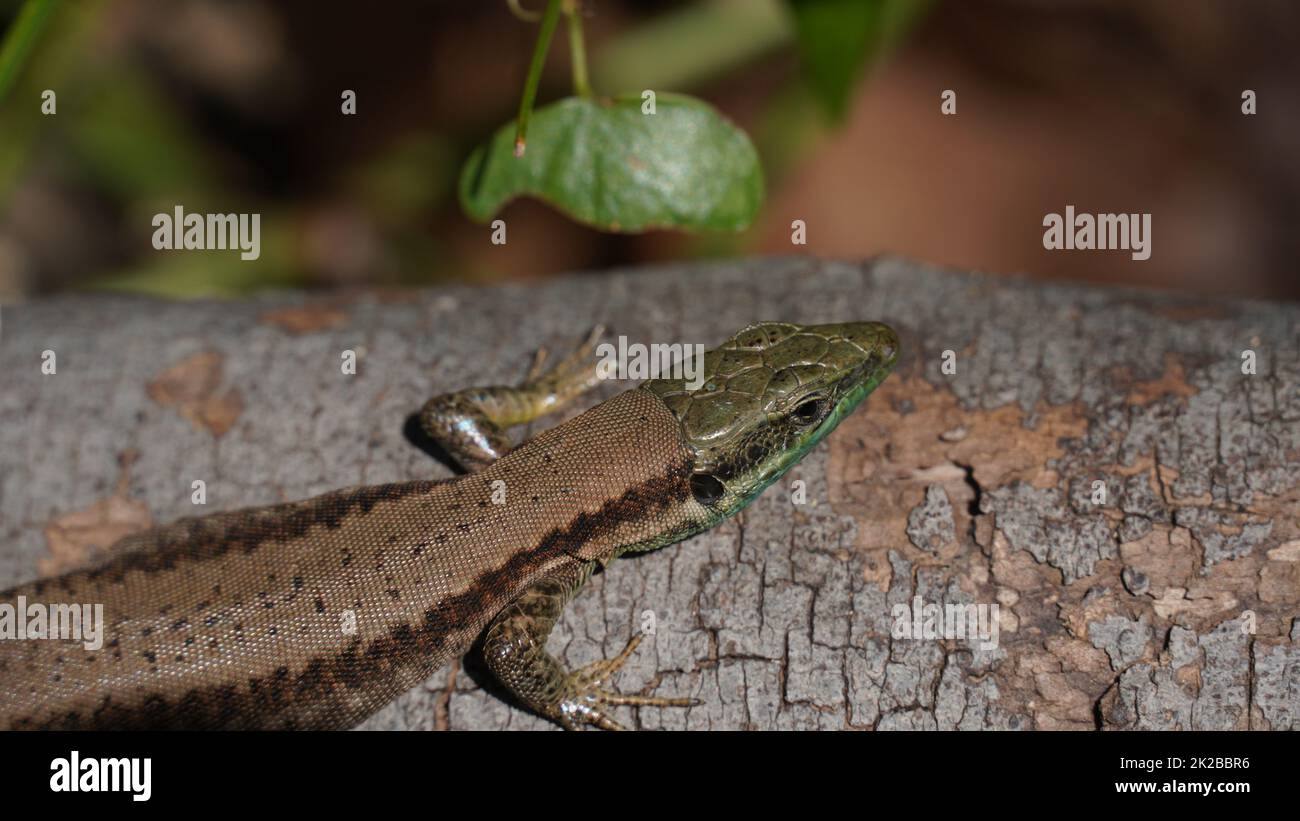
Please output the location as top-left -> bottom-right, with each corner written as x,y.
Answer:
2,256 -> 1297,730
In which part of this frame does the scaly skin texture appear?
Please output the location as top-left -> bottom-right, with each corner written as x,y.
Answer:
0,321 -> 898,730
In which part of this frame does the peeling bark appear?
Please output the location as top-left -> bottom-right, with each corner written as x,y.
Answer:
1,257 -> 1296,730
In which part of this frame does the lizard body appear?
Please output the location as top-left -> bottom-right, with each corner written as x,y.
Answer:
0,321 -> 898,729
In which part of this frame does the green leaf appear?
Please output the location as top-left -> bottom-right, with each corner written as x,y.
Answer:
788,0 -> 929,121
459,93 -> 763,233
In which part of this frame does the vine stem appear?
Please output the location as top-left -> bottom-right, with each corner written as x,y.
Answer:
506,0 -> 541,22
563,0 -> 592,99
0,0 -> 59,107
514,0 -> 563,157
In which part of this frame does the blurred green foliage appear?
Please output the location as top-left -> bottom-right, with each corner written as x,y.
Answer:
789,0 -> 932,121
0,0 -> 54,104
0,0 -> 932,297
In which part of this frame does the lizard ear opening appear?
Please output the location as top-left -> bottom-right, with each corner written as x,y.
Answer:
690,473 -> 726,505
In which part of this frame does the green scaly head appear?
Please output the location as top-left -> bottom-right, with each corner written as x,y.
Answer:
643,321 -> 900,521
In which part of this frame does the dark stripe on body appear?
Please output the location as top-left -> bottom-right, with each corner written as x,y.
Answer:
9,462 -> 694,730
75,479 -> 454,586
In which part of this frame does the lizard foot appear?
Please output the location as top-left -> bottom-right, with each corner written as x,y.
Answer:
554,633 -> 698,731
522,324 -> 606,390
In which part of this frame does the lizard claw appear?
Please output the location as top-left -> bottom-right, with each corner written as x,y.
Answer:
524,346 -> 550,383
517,325 -> 609,413
553,633 -> 695,730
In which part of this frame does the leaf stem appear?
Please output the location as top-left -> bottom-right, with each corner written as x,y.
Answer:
563,0 -> 592,99
506,0 -> 541,23
0,0 -> 59,108
514,0 -> 563,157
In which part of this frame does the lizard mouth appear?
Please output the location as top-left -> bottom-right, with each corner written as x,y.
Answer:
819,341 -> 898,433
728,352 -> 898,500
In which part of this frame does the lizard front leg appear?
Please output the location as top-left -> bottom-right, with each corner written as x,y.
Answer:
482,568 -> 697,730
419,326 -> 605,471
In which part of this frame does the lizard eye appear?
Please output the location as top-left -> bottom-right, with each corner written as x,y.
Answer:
791,397 -> 825,426
690,473 -> 726,505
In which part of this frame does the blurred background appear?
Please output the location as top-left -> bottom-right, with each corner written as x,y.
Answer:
0,0 -> 1296,301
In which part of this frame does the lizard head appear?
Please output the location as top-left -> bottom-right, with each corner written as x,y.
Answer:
643,321 -> 899,517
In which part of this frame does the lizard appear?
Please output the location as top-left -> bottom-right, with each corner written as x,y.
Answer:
0,320 -> 899,730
